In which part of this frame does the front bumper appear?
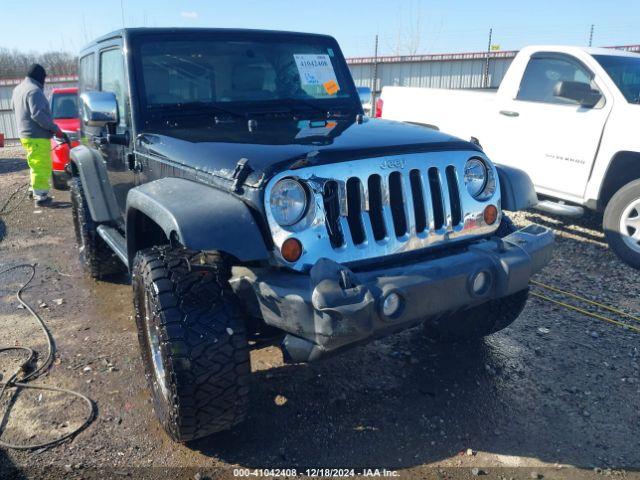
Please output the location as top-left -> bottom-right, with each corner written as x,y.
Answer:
232,224 -> 553,362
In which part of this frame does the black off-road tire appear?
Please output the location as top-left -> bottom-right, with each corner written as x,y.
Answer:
423,213 -> 528,342
51,172 -> 69,191
603,179 -> 640,269
132,246 -> 251,442
70,177 -> 124,279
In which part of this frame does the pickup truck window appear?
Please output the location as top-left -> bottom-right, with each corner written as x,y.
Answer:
133,34 -> 358,116
594,54 -> 640,104
517,56 -> 595,105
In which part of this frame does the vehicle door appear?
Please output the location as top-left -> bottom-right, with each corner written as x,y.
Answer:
491,53 -> 611,199
98,43 -> 135,215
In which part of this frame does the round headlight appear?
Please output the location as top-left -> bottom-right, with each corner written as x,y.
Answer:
270,179 -> 308,226
464,158 -> 488,198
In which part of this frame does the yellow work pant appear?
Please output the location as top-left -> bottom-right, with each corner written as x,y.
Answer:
20,138 -> 52,192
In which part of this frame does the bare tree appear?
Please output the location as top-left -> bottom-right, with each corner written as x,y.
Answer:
384,0 -> 424,56
0,48 -> 77,78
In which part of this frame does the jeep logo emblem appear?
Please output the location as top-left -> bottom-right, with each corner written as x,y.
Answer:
379,158 -> 406,170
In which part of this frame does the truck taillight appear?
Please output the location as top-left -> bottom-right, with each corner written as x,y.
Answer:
375,98 -> 384,118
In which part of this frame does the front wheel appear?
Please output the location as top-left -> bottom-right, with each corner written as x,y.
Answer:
603,179 -> 640,269
132,246 -> 251,442
51,171 -> 69,190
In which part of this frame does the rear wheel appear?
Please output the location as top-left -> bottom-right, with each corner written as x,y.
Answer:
70,177 -> 124,279
51,171 -> 69,190
132,246 -> 251,442
603,179 -> 640,269
423,214 -> 528,342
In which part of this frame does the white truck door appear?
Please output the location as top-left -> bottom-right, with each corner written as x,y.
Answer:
493,53 -> 611,200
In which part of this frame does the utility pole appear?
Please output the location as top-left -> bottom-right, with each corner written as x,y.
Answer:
120,0 -> 126,28
484,28 -> 493,88
371,34 -> 379,117
589,24 -> 595,47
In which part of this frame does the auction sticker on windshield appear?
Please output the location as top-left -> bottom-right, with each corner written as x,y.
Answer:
294,54 -> 340,95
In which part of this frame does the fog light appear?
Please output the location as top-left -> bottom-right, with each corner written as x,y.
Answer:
382,292 -> 402,318
483,204 -> 498,225
281,238 -> 302,262
471,271 -> 491,295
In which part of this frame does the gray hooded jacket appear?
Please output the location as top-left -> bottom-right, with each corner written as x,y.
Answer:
11,77 -> 58,139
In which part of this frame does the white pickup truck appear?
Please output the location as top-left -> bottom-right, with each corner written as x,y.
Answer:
379,45 -> 640,268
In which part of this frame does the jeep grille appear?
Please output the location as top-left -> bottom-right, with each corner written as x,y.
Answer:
265,151 -> 500,271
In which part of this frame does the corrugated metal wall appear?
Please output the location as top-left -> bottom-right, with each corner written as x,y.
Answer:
349,56 -> 514,90
0,76 -> 78,143
347,50 -> 518,92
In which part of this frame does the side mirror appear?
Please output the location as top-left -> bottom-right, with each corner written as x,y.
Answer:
80,91 -> 119,127
553,80 -> 602,108
357,86 -> 372,106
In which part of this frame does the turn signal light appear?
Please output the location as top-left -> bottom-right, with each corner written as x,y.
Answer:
483,205 -> 498,225
281,238 -> 303,263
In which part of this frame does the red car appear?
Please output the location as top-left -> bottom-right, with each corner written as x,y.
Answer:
50,87 -> 80,190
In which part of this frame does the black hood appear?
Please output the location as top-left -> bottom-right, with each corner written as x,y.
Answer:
138,117 -> 481,188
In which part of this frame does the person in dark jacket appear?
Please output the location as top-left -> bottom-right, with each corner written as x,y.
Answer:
11,64 -> 64,206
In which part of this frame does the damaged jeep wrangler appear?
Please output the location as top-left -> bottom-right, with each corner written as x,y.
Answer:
70,28 -> 553,441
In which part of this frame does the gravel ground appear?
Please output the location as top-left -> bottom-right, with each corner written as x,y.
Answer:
0,147 -> 639,480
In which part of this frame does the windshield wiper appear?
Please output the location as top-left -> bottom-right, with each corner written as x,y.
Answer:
285,99 -> 330,119
148,101 -> 245,119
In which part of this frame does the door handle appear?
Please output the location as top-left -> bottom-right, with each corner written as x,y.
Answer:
499,110 -> 520,117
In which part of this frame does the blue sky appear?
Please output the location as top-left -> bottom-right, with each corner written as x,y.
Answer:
1,0 -> 639,57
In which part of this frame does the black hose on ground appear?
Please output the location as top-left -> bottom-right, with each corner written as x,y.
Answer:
0,183 -> 29,217
0,264 -> 95,450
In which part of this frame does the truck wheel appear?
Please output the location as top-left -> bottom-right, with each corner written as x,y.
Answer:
423,214 -> 528,342
51,172 -> 69,190
70,177 -> 124,279
132,246 -> 251,442
423,289 -> 530,343
603,179 -> 640,269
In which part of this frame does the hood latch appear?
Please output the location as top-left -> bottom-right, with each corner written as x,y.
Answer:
232,158 -> 252,193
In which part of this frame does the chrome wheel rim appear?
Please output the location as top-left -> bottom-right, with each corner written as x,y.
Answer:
619,197 -> 640,254
145,295 -> 169,401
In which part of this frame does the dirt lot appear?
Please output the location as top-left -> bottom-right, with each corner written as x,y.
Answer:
1,147 -> 639,480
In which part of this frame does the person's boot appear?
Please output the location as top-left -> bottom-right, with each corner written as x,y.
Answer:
34,191 -> 52,207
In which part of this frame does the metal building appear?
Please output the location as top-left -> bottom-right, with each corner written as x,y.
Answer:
348,44 -> 640,93
349,50 -> 516,91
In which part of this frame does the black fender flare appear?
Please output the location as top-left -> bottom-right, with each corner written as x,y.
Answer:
69,145 -> 120,223
495,164 -> 538,211
597,151 -> 640,210
126,177 -> 270,264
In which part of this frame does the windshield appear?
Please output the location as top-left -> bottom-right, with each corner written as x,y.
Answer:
594,54 -> 640,103
133,32 -> 359,117
51,93 -> 78,119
